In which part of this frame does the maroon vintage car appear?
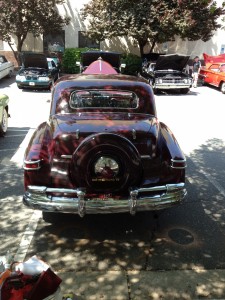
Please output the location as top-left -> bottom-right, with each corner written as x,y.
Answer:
23,52 -> 187,222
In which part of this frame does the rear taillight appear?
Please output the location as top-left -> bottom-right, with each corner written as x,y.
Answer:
23,159 -> 41,170
171,159 -> 186,169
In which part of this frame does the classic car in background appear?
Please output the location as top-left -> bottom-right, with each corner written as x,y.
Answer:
16,52 -> 60,90
141,54 -> 192,94
0,55 -> 14,80
199,53 -> 225,93
0,94 -> 10,136
77,50 -> 126,73
22,52 -> 187,223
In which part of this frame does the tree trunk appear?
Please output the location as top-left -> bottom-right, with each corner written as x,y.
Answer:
7,42 -> 19,66
149,39 -> 156,53
138,39 -> 148,59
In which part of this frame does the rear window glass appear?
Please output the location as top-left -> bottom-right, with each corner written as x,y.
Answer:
69,90 -> 139,109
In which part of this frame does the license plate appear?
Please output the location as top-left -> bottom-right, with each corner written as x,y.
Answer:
29,82 -> 35,86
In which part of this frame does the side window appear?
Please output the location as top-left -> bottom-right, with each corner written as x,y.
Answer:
209,64 -> 220,72
220,64 -> 225,72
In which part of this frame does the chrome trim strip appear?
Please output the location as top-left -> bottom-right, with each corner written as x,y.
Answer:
75,129 -> 79,139
155,84 -> 191,89
23,183 -> 186,216
132,129 -> 136,140
141,155 -> 151,159
61,155 -> 72,159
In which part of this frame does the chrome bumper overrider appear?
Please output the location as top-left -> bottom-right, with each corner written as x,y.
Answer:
23,183 -> 186,217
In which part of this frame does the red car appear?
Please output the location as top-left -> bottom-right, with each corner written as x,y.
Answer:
23,51 -> 187,222
199,53 -> 225,93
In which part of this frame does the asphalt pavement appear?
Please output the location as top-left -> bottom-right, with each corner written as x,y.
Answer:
1,77 -> 225,299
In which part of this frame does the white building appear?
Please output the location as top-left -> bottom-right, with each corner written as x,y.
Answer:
1,0 -> 225,64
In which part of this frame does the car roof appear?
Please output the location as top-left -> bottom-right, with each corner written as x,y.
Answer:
56,73 -> 148,85
51,74 -> 156,116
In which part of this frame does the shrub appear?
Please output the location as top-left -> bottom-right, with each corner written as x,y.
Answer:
121,53 -> 142,76
62,48 -> 90,74
62,48 -> 142,75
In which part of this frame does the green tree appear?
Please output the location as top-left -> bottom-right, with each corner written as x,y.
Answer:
0,0 -> 70,63
80,0 -> 225,57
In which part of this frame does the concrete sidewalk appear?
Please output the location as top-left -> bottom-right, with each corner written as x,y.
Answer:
58,269 -> 225,299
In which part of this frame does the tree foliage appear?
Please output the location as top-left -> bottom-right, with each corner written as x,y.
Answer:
0,0 -> 70,62
80,0 -> 225,57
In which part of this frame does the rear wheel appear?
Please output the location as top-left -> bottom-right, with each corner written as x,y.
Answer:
0,108 -> 8,136
220,82 -> 225,94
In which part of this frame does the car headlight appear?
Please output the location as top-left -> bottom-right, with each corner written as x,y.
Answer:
156,78 -> 163,84
183,79 -> 188,83
39,77 -> 50,81
16,75 -> 26,81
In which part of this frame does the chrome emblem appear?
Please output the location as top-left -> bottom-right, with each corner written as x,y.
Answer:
94,156 -> 119,179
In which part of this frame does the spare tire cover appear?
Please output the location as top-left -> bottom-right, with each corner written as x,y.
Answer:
71,133 -> 143,192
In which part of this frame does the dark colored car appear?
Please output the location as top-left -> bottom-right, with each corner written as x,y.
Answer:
77,50 -> 125,73
0,94 -> 10,136
141,54 -> 192,94
22,53 -> 187,222
16,52 -> 59,90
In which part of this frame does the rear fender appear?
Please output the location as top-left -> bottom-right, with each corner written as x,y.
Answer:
158,122 -> 186,181
24,122 -> 53,188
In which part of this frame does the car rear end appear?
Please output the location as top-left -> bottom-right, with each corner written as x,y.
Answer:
23,75 -> 186,218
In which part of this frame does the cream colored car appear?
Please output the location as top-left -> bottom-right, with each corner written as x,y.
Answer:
0,55 -> 14,79
0,94 -> 10,136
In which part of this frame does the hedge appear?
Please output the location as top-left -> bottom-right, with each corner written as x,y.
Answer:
61,48 -> 142,75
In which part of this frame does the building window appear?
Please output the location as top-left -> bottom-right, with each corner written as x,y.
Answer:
43,31 -> 65,54
78,31 -> 100,49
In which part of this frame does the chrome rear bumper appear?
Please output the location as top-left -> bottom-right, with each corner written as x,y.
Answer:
23,183 -> 186,217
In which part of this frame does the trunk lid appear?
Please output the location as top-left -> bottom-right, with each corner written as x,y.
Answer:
51,113 -> 158,157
